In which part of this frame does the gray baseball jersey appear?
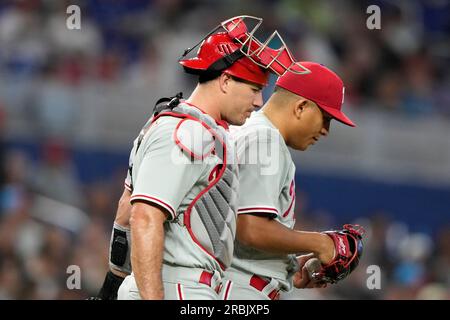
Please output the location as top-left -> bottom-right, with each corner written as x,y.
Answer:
128,102 -> 237,273
226,110 -> 298,292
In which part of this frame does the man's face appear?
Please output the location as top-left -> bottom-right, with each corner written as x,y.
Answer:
222,76 -> 264,126
290,101 -> 332,151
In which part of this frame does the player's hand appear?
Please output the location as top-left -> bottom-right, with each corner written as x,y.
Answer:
317,233 -> 335,265
292,254 -> 327,289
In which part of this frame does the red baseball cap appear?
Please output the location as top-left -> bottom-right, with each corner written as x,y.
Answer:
275,61 -> 355,127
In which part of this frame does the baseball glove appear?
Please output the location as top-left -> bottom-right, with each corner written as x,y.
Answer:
311,224 -> 365,284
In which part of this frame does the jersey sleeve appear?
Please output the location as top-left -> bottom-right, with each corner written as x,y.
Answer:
235,128 -> 285,219
125,116 -> 154,192
124,137 -> 138,192
124,171 -> 133,192
130,119 -> 205,220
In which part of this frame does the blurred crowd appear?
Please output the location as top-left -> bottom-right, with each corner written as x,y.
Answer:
0,0 -> 449,299
0,139 -> 123,299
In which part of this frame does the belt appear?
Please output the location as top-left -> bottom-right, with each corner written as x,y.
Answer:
199,270 -> 222,294
162,264 -> 222,293
249,275 -> 280,300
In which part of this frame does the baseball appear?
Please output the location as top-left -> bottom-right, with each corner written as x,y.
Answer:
305,258 -> 322,280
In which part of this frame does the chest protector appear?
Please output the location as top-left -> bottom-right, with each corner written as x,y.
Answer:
139,94 -> 238,269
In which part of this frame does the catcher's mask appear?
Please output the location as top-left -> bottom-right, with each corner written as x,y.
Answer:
179,15 -> 311,86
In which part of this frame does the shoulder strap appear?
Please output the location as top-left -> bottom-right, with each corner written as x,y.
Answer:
153,92 -> 184,116
134,92 -> 184,154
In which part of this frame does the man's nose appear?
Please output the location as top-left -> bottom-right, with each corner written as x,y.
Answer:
253,91 -> 264,108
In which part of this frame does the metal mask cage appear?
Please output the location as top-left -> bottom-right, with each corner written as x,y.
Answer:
220,15 -> 311,76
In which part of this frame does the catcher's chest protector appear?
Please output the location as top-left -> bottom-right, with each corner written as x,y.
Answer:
153,102 -> 238,269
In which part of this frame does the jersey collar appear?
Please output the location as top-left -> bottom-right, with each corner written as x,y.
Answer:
182,101 -> 230,130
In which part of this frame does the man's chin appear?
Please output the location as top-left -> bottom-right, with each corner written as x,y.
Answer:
228,118 -> 247,126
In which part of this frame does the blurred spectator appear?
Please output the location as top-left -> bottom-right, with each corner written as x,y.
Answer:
45,2 -> 101,58
31,139 -> 83,207
0,2 -> 49,77
30,62 -> 80,140
0,150 -> 29,217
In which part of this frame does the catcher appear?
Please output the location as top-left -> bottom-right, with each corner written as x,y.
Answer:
220,62 -> 365,300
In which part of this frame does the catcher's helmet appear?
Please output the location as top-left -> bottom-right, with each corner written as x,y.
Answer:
180,32 -> 269,86
179,16 -> 311,86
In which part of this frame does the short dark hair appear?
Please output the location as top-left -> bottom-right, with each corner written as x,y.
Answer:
198,71 -> 223,84
198,73 -> 262,90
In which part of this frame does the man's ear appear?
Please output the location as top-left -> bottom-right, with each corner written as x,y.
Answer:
218,73 -> 232,94
294,99 -> 308,119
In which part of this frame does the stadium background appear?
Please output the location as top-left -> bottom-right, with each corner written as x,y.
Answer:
0,0 -> 449,299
